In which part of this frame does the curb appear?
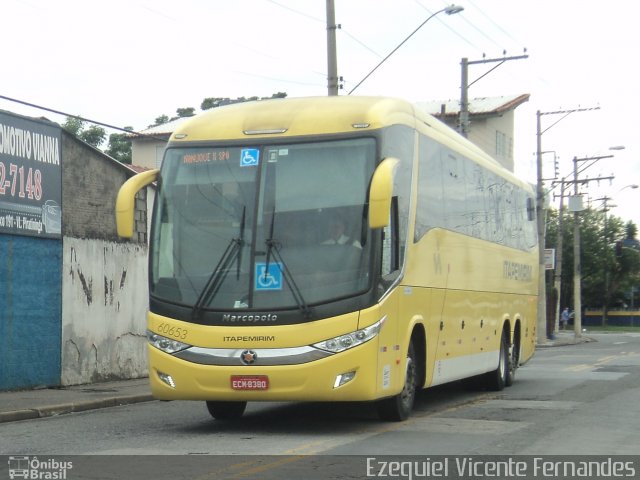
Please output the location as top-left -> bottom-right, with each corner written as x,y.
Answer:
0,394 -> 155,424
536,335 -> 595,348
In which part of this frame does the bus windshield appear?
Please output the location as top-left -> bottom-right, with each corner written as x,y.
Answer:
150,137 -> 376,316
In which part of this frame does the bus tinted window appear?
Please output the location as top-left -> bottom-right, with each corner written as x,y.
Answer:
416,134 -> 536,250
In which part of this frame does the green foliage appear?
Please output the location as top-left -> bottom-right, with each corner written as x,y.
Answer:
200,92 -> 287,111
149,115 -> 169,128
546,206 -> 640,311
62,116 -> 106,148
176,107 -> 195,118
626,221 -> 638,241
105,127 -> 133,165
80,125 -> 107,148
62,116 -> 84,136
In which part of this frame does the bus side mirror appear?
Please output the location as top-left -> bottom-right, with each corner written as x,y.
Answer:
368,157 -> 399,229
115,169 -> 159,238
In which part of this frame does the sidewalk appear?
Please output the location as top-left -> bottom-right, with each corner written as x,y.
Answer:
0,332 -> 594,425
0,377 -> 154,424
536,330 -> 595,348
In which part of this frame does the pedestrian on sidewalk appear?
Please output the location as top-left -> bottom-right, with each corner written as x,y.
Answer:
561,307 -> 569,330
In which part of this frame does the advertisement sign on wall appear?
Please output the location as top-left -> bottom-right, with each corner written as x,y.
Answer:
0,111 -> 62,238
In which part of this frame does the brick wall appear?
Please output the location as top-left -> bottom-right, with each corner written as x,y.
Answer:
62,134 -> 148,242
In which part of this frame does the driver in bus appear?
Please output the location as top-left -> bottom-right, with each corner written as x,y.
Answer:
321,217 -> 362,249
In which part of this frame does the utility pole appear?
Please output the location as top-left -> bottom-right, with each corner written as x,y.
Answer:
552,177 -> 568,332
568,154 -> 614,338
326,0 -> 339,96
535,106 -> 599,344
458,53 -> 528,137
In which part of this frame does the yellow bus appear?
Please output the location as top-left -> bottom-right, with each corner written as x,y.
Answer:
116,96 -> 538,421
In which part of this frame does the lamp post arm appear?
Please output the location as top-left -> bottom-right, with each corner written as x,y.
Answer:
348,5 -> 462,94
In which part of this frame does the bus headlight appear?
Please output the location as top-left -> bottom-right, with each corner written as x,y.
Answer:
147,330 -> 192,354
313,316 -> 386,353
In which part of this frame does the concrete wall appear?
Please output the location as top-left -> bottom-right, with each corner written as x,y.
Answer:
60,134 -> 151,385
438,112 -> 515,172
468,111 -> 515,172
131,137 -> 165,169
61,238 -> 148,385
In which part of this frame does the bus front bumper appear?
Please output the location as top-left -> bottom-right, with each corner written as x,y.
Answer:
147,339 -> 391,402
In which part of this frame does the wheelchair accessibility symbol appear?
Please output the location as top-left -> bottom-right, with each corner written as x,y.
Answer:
240,148 -> 260,167
255,262 -> 283,291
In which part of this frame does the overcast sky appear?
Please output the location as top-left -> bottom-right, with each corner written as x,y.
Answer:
2,0 -> 638,228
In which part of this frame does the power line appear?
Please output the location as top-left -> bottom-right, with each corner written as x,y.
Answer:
413,0 -> 477,50
264,0 -> 324,23
466,0 -> 525,49
0,93 -> 163,140
340,28 -> 383,58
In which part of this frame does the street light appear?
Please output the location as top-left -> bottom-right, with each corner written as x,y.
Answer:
348,4 -> 464,95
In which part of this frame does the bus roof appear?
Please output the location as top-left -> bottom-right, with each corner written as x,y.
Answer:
170,96 -> 418,142
169,96 -> 529,191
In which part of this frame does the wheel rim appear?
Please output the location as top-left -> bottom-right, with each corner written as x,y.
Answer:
400,357 -> 416,408
498,337 -> 507,380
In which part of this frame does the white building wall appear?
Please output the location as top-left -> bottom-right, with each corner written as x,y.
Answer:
131,138 -> 166,169
61,237 -> 149,385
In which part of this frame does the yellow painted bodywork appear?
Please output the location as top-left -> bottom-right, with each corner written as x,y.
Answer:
140,96 -> 538,403
115,169 -> 158,238
148,292 -> 405,401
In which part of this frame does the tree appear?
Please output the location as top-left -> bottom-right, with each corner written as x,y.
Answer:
62,116 -> 84,137
81,125 -> 107,148
149,115 -> 170,128
105,127 -> 133,164
200,92 -> 287,111
611,221 -> 640,308
176,107 -> 195,118
62,116 -> 106,148
545,206 -> 640,317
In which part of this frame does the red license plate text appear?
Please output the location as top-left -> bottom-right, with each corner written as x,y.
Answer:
230,375 -> 269,390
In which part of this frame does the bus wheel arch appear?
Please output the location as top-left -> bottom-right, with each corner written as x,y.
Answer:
410,323 -> 427,390
483,323 -> 511,391
376,325 -> 424,422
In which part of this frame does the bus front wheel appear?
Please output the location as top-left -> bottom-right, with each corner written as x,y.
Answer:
206,400 -> 247,420
377,342 -> 417,421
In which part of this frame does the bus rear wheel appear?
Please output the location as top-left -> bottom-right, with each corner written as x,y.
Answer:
377,342 -> 417,421
483,329 -> 509,391
505,331 -> 519,387
206,400 -> 247,420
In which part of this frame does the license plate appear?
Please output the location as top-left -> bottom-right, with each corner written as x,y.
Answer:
230,375 -> 269,391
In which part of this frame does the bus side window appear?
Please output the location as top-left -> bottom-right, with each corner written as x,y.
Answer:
381,196 -> 400,278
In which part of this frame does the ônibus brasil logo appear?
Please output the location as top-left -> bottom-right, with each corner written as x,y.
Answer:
7,456 -> 72,479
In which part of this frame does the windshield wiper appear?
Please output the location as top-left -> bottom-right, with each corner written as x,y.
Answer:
263,211 -> 311,319
192,207 -> 246,320
236,206 -> 246,280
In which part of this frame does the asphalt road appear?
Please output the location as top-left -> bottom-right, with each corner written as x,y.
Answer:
1,333 -> 639,478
